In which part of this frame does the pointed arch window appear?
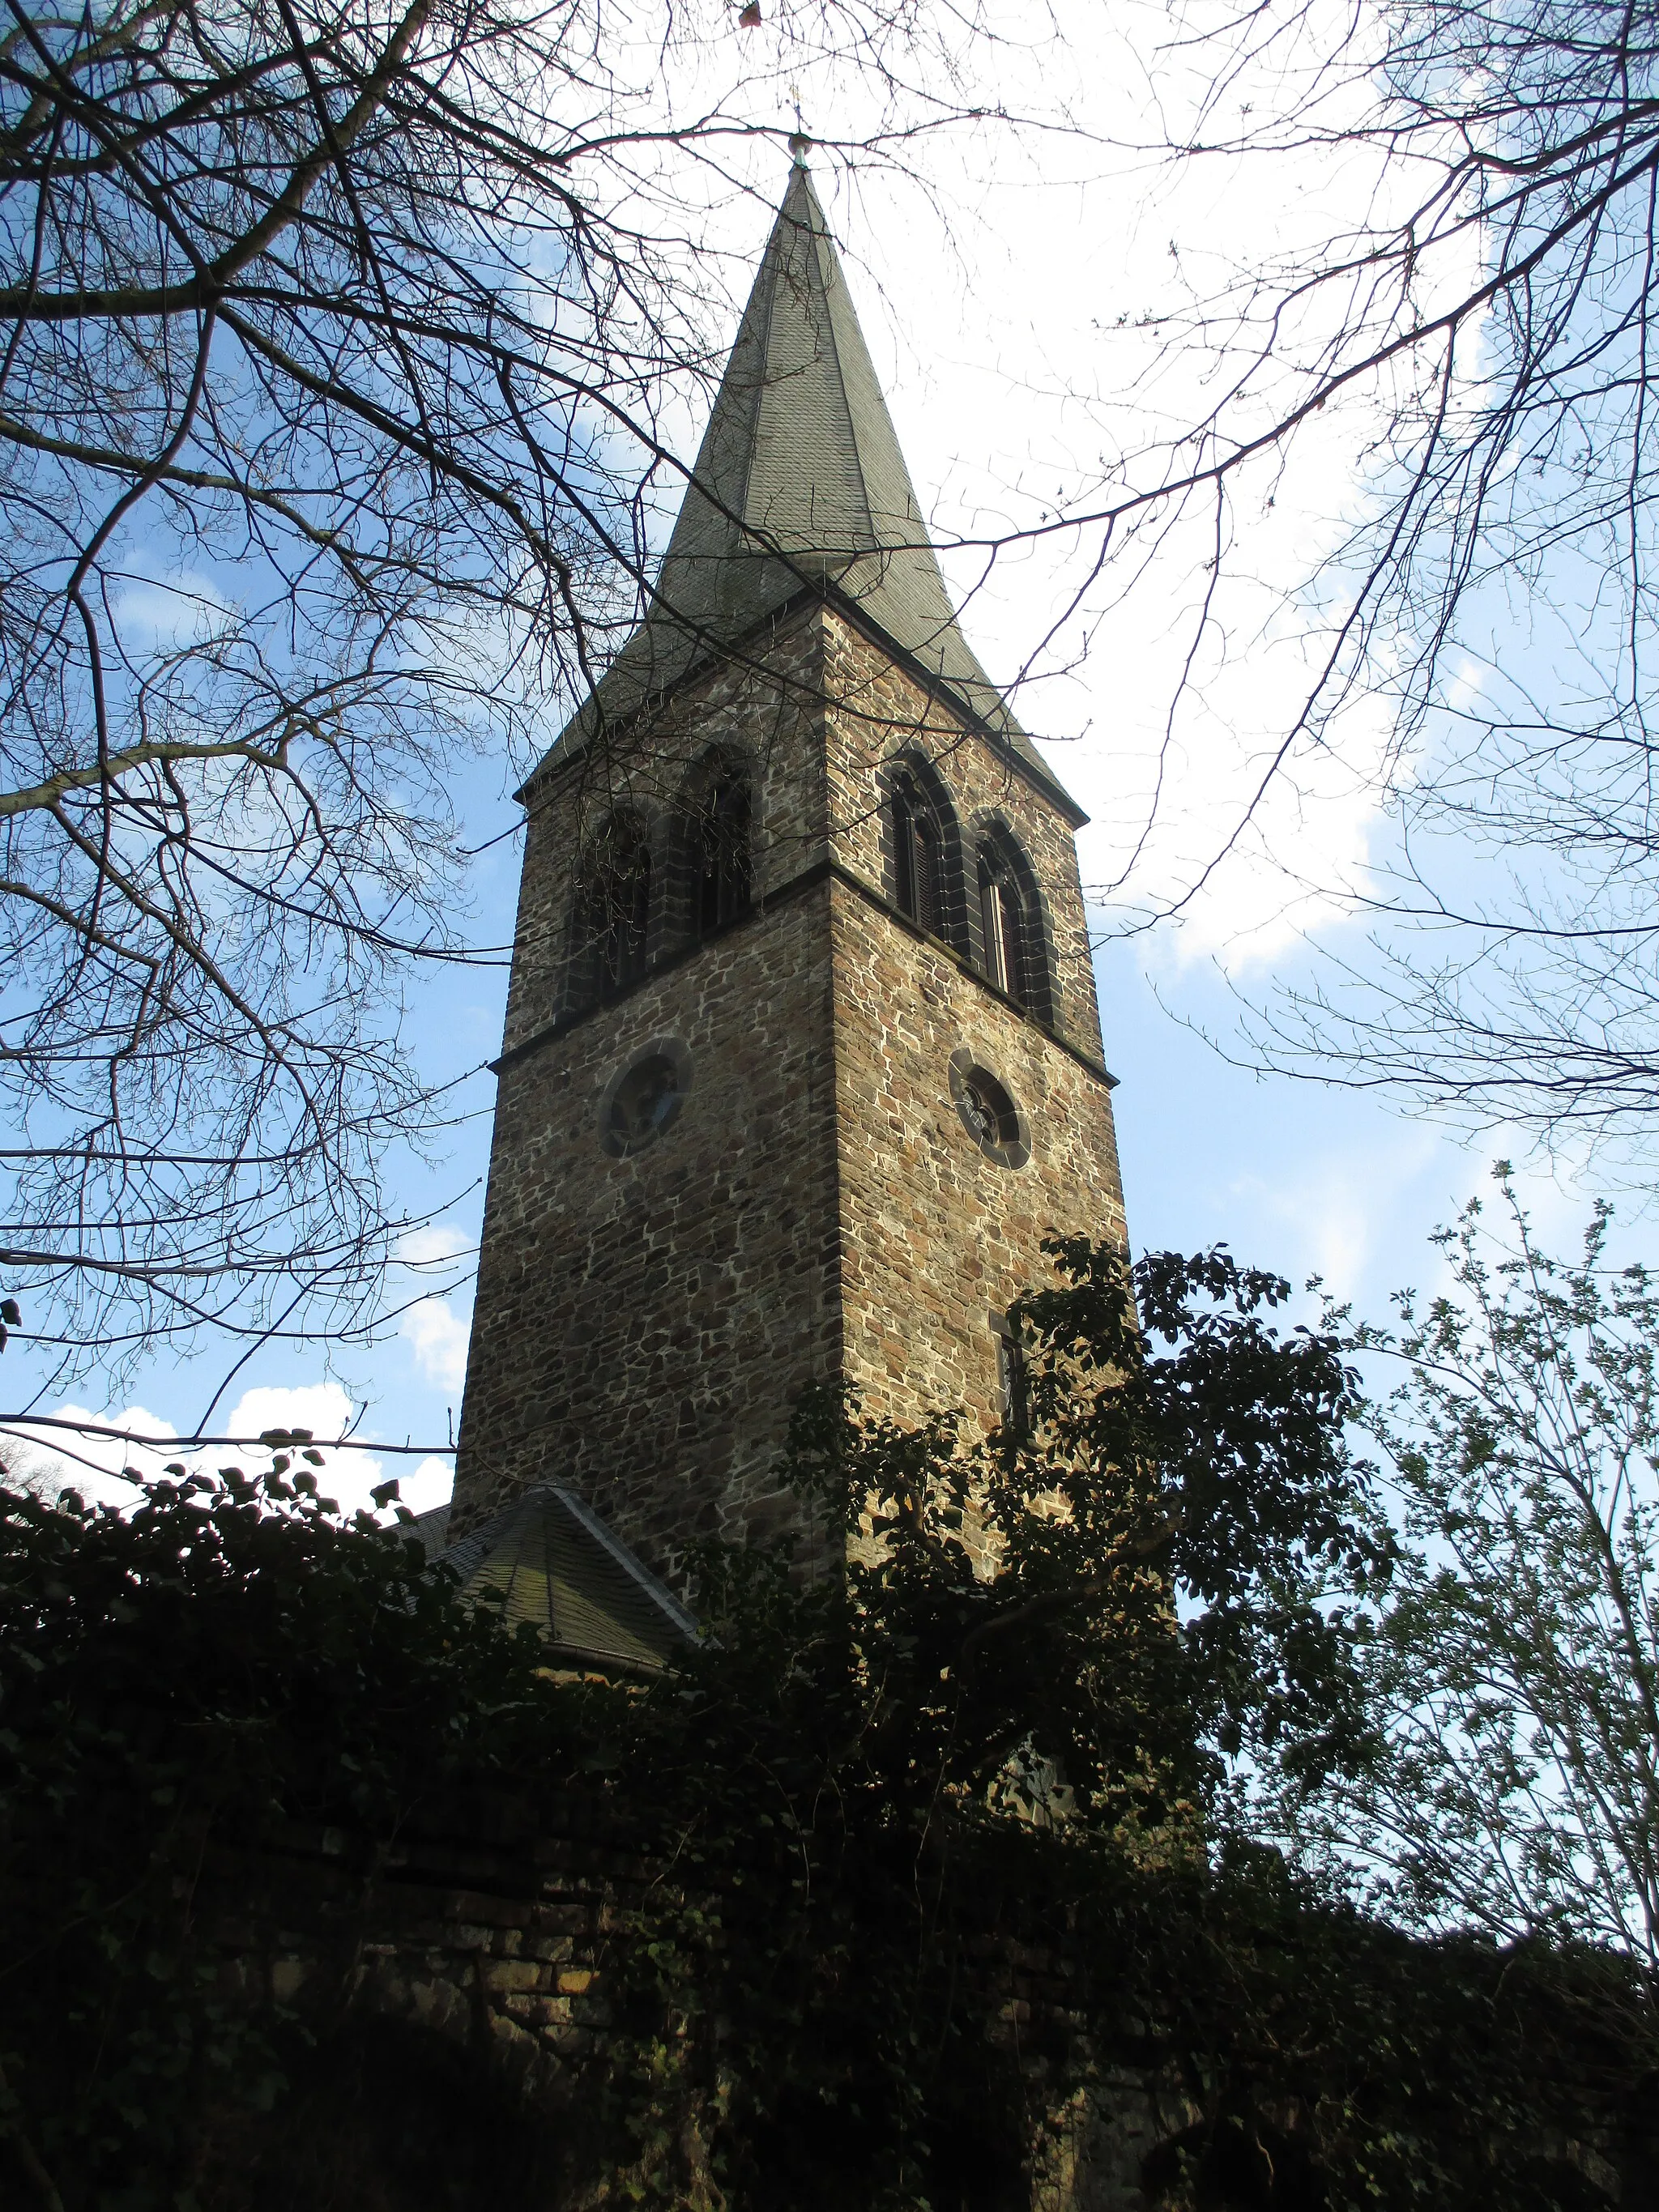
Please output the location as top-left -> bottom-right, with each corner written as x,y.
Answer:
978,846 -> 1029,1008
574,820 -> 652,1004
697,774 -> 753,936
996,1322 -> 1031,1438
892,773 -> 945,937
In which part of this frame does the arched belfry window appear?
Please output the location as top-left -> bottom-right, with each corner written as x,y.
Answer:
978,846 -> 1028,1007
974,832 -> 1051,1024
697,773 -> 752,936
891,771 -> 945,938
573,816 -> 651,1007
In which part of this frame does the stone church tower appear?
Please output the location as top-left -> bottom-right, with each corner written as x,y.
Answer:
450,153 -> 1128,1571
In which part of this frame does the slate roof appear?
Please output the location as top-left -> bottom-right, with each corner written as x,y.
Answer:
536,156 -> 1080,819
412,1485 -> 697,1675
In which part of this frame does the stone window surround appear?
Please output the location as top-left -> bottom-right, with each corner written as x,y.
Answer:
564,809 -> 655,1015
872,758 -> 1061,1038
557,757 -> 765,1025
676,741 -> 760,944
596,1035 -> 694,1158
963,811 -> 1056,1032
949,1046 -> 1032,1170
494,852 -> 1119,1097
868,753 -> 1064,1034
879,750 -> 967,952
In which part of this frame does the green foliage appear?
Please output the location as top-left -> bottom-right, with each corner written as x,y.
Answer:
1010,1240 -> 1391,1796
586,1242 -> 1644,2208
1299,1177 -> 1659,1965
663,1240 -> 1387,1878
0,1242 -> 1652,2211
0,1452 -> 617,2210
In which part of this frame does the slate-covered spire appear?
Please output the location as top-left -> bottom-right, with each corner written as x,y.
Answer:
553,156 -> 1073,809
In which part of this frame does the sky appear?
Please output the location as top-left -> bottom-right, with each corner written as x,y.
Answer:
0,0 -> 1627,1515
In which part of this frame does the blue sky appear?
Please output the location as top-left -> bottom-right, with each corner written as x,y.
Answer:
2,11 -> 1631,1508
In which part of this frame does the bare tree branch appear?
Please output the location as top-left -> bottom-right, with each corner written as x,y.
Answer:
0,0 -> 1013,1379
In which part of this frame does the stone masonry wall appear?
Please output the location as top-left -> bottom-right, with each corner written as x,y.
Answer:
817,612 -> 1125,1434
829,880 -> 1125,1436
454,608 -> 844,1567
454,597 -> 1128,1569
500,606 -> 831,1060
452,882 -> 842,1572
198,1798 -> 1194,2212
166,1795 -> 1642,2211
821,611 -> 1107,1061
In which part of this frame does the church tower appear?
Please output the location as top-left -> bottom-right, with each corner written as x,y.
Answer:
451,154 -> 1128,1569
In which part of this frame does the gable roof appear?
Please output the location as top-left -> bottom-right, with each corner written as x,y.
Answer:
413,1485 -> 697,1676
535,158 -> 1080,820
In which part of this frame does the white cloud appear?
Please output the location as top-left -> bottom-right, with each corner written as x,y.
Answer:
399,1455 -> 459,1515
399,1298 -> 471,1392
113,570 -> 237,651
1226,1124 -> 1450,1302
3,1400 -> 175,1509
225,1380 -> 360,1455
396,1224 -> 475,1269
4,1379 -> 453,1523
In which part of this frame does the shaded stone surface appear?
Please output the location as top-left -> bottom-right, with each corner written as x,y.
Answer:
452,602 -> 1126,1573
190,1799 -> 1192,2212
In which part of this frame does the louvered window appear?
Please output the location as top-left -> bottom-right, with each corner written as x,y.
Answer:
576,827 -> 651,1003
697,776 -> 752,936
893,778 -> 944,936
978,850 -> 1027,1007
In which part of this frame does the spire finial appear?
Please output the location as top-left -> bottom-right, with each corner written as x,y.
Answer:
788,87 -> 811,167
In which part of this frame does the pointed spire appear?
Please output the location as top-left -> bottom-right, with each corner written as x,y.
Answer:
552,160 -> 1074,812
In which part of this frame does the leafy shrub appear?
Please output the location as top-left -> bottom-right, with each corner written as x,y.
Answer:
0,1249 -> 1652,2210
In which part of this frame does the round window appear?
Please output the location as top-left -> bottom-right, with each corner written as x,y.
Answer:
949,1048 -> 1030,1169
599,1040 -> 692,1157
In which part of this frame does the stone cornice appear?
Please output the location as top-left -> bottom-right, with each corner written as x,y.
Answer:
492,853 -> 1117,1091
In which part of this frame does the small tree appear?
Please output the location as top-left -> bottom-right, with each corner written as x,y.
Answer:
759,1236 -> 1389,1847
1292,1178 -> 1659,1967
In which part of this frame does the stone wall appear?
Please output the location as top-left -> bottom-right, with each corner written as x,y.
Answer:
453,598 -> 1128,1571
828,878 -> 1124,1436
498,605 -> 832,1063
198,1797 -> 1192,2212
821,611 -> 1105,1060
212,1796 -> 638,2112
817,610 -> 1125,1431
452,880 -> 844,1569
190,1801 -> 1641,2211
454,607 -> 843,1565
